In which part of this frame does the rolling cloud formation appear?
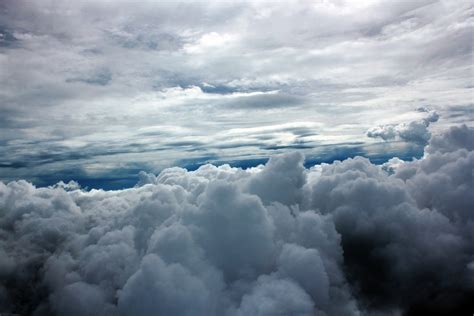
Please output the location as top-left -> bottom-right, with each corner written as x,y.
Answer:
367,108 -> 440,145
0,124 -> 473,316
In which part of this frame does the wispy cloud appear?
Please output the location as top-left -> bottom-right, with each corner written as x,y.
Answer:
0,0 -> 472,185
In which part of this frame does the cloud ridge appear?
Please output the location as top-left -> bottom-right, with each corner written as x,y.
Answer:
0,125 -> 473,316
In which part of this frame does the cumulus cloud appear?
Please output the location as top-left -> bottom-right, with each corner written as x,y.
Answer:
367,108 -> 440,145
425,123 -> 474,154
0,124 -> 473,315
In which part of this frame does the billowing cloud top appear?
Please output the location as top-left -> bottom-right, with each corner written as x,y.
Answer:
0,0 -> 473,187
367,107 -> 439,144
0,124 -> 473,315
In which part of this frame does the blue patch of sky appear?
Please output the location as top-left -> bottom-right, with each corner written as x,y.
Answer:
26,145 -> 424,190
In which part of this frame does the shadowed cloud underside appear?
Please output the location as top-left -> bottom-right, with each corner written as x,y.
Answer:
0,125 -> 473,316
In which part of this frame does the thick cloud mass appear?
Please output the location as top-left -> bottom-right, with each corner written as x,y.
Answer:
0,125 -> 473,316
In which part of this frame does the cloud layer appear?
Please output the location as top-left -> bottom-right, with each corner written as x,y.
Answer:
1,0 -> 473,185
0,125 -> 472,315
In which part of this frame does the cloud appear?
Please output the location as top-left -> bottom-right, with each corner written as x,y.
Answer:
0,124 -> 473,315
118,254 -> 214,316
65,68 -> 113,86
366,124 -> 398,141
425,123 -> 474,154
0,0 -> 472,184
367,108 -> 440,145
236,275 -> 315,316
0,1 -> 473,314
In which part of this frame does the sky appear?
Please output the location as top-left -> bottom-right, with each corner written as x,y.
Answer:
0,0 -> 472,188
1,1 -> 474,316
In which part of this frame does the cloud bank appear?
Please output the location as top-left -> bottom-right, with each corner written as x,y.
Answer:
1,0 -> 473,185
0,125 -> 472,316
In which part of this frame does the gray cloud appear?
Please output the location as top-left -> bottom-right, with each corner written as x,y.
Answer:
220,93 -> 306,109
65,69 -> 113,86
425,123 -> 474,154
0,0 -> 472,182
0,1 -> 473,313
0,125 -> 473,315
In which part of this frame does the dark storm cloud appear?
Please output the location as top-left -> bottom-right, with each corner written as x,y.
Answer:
0,125 -> 472,316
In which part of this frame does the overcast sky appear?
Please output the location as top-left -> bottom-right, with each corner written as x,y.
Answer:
0,0 -> 473,188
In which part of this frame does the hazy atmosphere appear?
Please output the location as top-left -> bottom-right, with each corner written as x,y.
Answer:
0,1 -> 473,315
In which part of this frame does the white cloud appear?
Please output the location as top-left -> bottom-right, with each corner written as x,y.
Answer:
184,32 -> 237,54
367,108 -> 440,145
0,0 -> 472,183
0,125 -> 472,315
